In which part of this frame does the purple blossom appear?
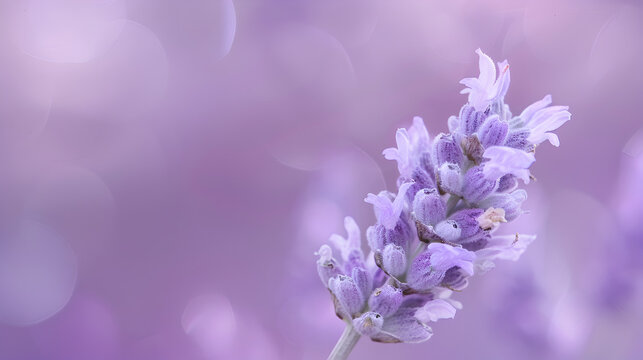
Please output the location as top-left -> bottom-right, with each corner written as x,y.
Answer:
459,48 -> 511,112
433,133 -> 464,167
329,275 -> 365,317
380,244 -> 407,277
317,48 -> 570,355
519,95 -> 571,147
437,162 -> 463,195
475,234 -> 536,273
478,115 -> 509,147
462,165 -> 498,202
414,299 -> 457,323
383,117 -> 431,179
407,243 -> 475,291
482,146 -> 535,183
353,312 -> 383,337
329,217 -> 362,261
368,285 -> 403,317
413,188 -> 446,226
364,181 -> 413,230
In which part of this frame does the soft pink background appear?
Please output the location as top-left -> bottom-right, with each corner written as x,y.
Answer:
0,0 -> 641,359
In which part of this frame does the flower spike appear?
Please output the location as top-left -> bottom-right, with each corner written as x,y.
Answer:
318,49 -> 570,357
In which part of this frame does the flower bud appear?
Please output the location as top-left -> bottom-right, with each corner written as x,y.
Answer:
381,244 -> 407,277
352,267 -> 373,301
407,243 -> 475,291
448,208 -> 491,250
368,284 -> 403,317
441,267 -> 470,290
459,105 -> 487,135
317,260 -> 341,288
433,134 -> 463,166
368,219 -> 414,253
413,188 -> 446,226
497,174 -> 518,192
329,275 -> 364,317
353,312 -> 383,337
316,245 -> 342,287
434,220 -> 461,242
504,130 -> 531,151
437,163 -> 463,195
462,166 -> 497,203
404,167 -> 436,203
449,208 -> 484,241
477,114 -> 509,148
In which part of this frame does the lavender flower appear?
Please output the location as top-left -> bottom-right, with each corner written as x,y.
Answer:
598,135 -> 643,309
318,49 -> 570,359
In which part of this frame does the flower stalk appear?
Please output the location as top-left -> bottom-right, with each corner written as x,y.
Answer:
315,48 -> 571,353
328,325 -> 361,360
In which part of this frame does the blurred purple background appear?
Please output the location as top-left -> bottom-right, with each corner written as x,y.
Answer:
0,0 -> 642,359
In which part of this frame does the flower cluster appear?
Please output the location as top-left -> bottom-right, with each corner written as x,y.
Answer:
316,49 -> 571,343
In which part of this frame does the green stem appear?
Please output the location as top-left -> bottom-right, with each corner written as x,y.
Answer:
328,325 -> 361,360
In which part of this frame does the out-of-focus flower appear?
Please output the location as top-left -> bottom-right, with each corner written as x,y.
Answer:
599,132 -> 643,309
316,48 -> 571,354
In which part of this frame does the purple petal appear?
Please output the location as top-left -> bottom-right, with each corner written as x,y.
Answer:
475,233 -> 536,273
381,244 -> 407,277
409,116 -> 430,151
353,312 -> 383,337
462,166 -> 497,203
413,188 -> 447,226
383,128 -> 413,177
433,133 -> 463,166
482,146 -> 535,183
494,60 -> 511,100
369,284 -> 403,318
479,189 -> 528,222
478,114 -> 509,148
316,245 -> 342,287
520,95 -> 552,120
526,106 -> 571,147
328,216 -> 361,261
328,275 -> 364,317
407,243 -> 476,291
372,308 -> 433,343
414,299 -> 457,323
351,267 -> 372,301
434,220 -> 462,242
459,49 -> 509,112
364,181 -> 413,230
437,162 -> 463,195
426,243 -> 476,276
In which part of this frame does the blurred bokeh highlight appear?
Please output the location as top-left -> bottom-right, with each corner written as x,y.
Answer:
0,0 -> 641,359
